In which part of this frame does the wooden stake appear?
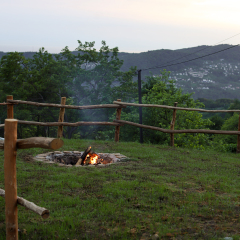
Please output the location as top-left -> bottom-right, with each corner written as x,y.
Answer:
237,113 -> 240,153
57,97 -> 66,138
4,119 -> 18,240
170,102 -> 178,147
114,99 -> 122,142
6,96 -> 14,119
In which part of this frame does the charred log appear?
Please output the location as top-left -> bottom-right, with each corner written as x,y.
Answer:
80,146 -> 92,165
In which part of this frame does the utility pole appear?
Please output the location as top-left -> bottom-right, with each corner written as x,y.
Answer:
138,70 -> 143,143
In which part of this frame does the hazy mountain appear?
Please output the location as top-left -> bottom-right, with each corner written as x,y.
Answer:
1,44 -> 240,100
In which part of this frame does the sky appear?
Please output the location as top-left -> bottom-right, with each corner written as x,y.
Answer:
0,0 -> 240,53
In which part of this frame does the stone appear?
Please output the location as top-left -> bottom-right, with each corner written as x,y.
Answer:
35,156 -> 46,159
36,153 -> 50,157
73,151 -> 81,154
96,164 -> 107,167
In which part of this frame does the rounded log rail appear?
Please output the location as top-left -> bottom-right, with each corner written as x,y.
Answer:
17,120 -> 122,127
0,189 -> 49,219
0,137 -> 64,150
7,99 -> 126,110
114,119 -> 240,135
113,101 -> 240,113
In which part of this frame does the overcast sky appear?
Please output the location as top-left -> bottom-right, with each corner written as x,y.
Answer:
0,0 -> 240,53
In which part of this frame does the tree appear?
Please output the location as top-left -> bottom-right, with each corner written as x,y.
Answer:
0,41 -> 137,139
59,41 -> 137,139
119,70 -> 213,149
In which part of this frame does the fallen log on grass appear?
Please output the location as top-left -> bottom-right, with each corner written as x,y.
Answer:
0,137 -> 64,150
0,189 -> 49,219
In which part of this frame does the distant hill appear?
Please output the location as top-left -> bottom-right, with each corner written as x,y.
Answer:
118,44 -> 240,73
118,44 -> 240,100
1,44 -> 240,100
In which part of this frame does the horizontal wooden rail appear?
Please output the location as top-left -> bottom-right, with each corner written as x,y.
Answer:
7,100 -> 126,110
113,101 -> 240,113
0,103 -> 7,105
0,121 -> 123,128
114,120 -> 240,135
17,120 -> 122,127
0,137 -> 64,149
0,189 -> 49,219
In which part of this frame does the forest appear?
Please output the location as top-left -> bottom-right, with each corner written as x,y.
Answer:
0,41 -> 239,152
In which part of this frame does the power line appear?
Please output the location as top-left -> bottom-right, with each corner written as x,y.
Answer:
150,32 -> 240,68
141,44 -> 239,71
140,31 -> 240,72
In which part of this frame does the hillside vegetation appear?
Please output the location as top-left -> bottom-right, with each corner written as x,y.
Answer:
1,44 -> 240,99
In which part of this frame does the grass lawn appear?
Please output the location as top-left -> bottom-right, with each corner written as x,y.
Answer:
0,139 -> 240,240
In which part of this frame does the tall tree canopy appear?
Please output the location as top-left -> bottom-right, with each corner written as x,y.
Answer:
0,41 -> 137,138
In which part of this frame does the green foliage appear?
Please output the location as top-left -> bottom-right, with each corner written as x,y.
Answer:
0,41 -> 137,139
120,70 -> 213,149
213,99 -> 240,152
213,113 -> 239,152
208,114 -> 224,130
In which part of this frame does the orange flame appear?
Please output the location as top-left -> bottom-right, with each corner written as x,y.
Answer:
87,153 -> 100,165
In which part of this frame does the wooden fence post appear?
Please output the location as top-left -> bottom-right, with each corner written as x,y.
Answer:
170,102 -> 178,147
6,96 -> 14,119
236,113 -> 240,153
57,97 -> 66,138
114,99 -> 122,142
4,119 -> 18,240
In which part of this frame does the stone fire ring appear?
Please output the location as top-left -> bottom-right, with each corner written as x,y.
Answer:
34,151 -> 128,167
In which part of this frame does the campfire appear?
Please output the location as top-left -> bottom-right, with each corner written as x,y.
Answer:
34,146 -> 127,167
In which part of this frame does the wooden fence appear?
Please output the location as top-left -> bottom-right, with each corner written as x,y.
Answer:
112,101 -> 240,153
0,97 -> 64,240
0,96 -> 124,142
1,96 -> 240,150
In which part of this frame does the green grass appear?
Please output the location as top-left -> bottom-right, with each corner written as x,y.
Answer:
0,139 -> 240,239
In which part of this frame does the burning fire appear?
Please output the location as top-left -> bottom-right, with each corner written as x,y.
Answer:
87,153 -> 100,165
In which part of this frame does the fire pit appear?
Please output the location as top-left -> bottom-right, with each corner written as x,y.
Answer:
34,146 -> 127,167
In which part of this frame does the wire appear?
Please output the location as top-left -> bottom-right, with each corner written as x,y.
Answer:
140,31 -> 240,72
148,32 -> 240,68
141,44 -> 239,71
